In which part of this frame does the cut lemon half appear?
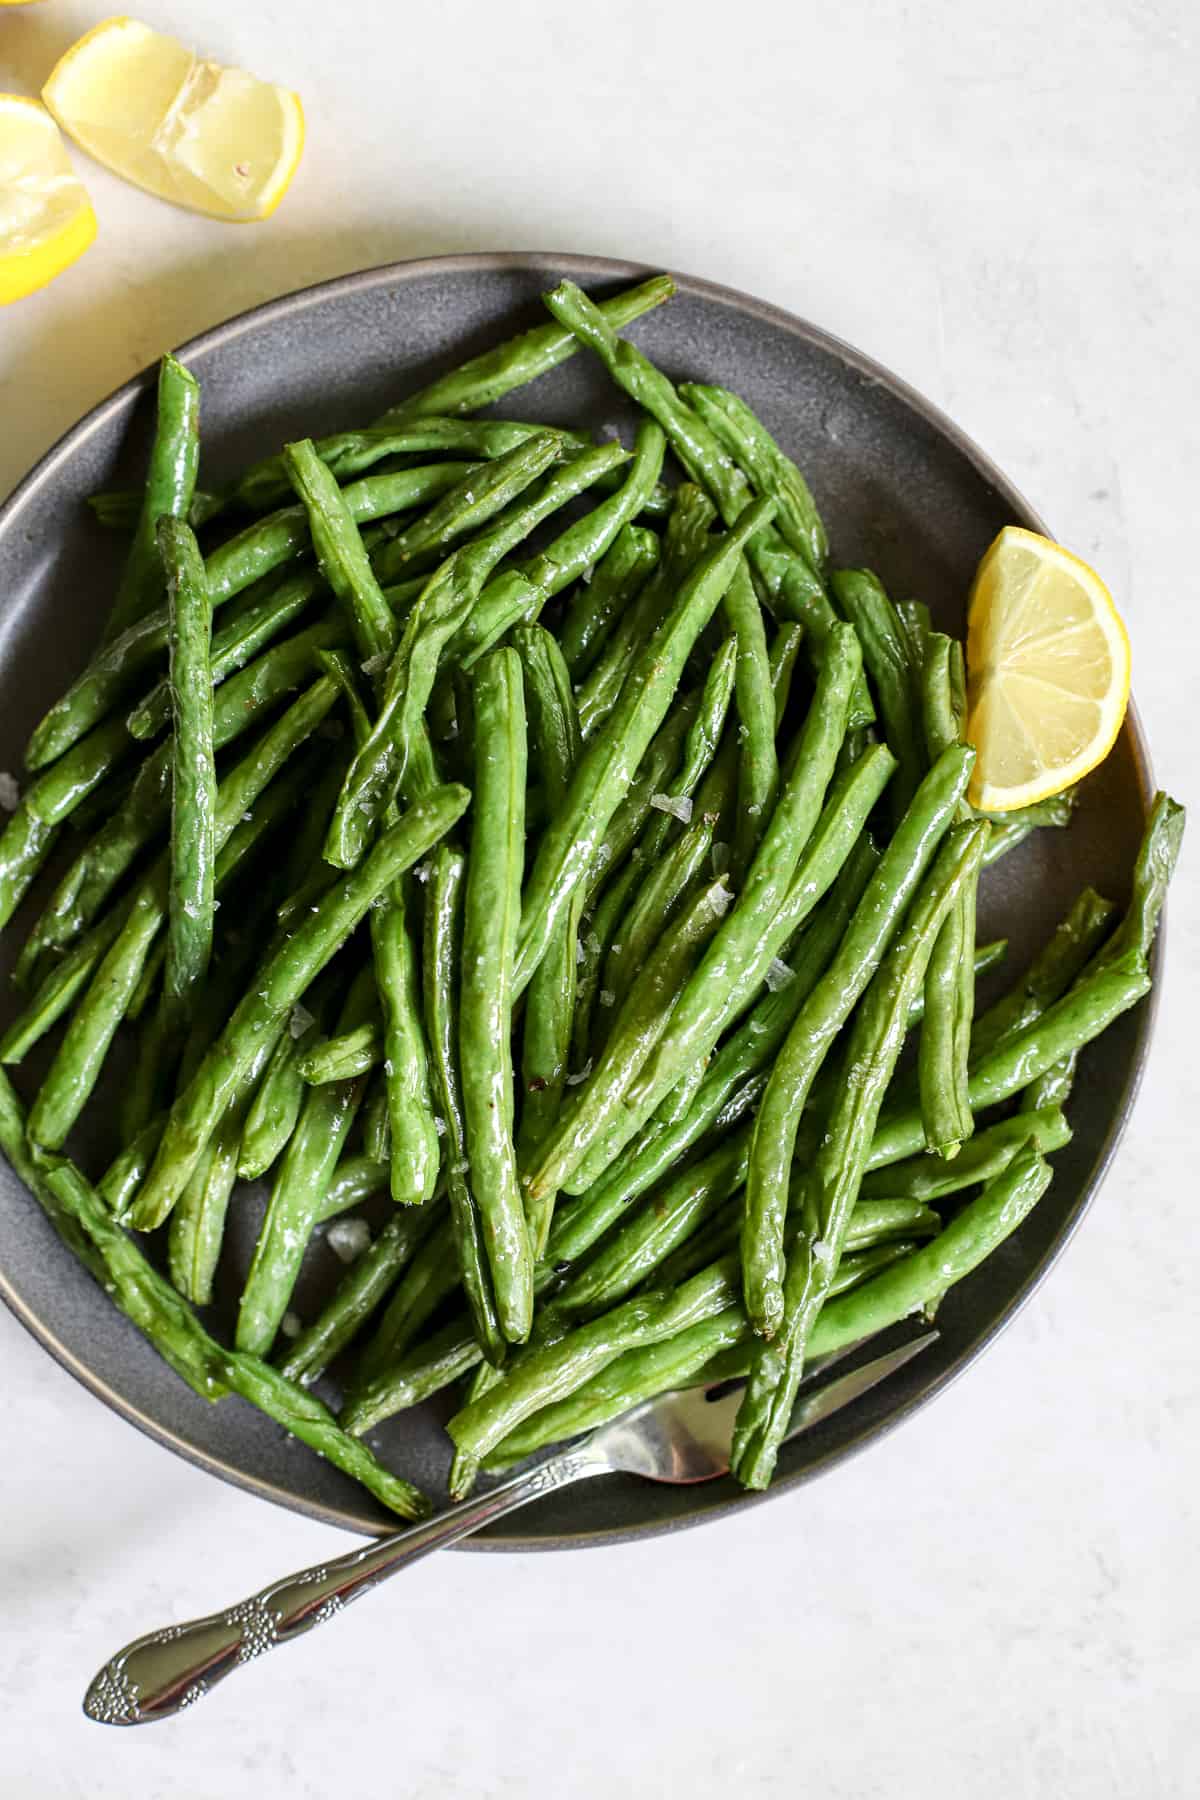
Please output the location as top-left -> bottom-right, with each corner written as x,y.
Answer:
42,17 -> 304,222
0,95 -> 96,306
965,525 -> 1131,812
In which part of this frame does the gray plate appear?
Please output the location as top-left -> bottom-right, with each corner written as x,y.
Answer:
0,253 -> 1157,1549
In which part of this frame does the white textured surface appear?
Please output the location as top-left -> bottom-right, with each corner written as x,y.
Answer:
1,1 -> 1196,1792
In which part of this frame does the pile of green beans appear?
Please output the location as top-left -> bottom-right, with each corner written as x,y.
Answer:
0,275 -> 1181,1517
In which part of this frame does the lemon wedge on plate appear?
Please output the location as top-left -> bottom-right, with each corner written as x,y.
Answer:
42,17 -> 304,222
965,525 -> 1131,813
0,95 -> 96,306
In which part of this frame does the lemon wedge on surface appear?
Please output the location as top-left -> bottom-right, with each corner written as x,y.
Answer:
965,525 -> 1131,813
0,95 -> 96,306
42,16 -> 304,222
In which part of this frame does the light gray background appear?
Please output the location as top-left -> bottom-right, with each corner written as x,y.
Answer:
1,2 -> 1196,1794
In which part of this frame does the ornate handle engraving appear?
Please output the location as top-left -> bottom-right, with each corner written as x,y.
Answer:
84,1445 -> 605,1725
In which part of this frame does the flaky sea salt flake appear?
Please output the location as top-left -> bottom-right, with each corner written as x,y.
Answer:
650,793 -> 693,824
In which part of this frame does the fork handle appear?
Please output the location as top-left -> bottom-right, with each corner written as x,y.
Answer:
83,1443 -> 606,1727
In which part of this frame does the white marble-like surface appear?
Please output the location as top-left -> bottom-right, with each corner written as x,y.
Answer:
1,2 -> 1196,1792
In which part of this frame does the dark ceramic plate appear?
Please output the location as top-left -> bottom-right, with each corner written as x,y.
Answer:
0,254 -> 1156,1547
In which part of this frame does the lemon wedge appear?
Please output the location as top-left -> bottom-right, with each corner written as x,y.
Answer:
0,95 -> 96,306
965,525 -> 1131,812
42,17 -> 304,222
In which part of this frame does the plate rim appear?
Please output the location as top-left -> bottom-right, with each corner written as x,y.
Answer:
0,250 -> 1160,1549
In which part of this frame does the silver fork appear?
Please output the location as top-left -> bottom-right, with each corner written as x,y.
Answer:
83,1329 -> 936,1726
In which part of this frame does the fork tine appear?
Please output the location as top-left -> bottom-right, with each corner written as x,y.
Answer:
782,1330 -> 940,1445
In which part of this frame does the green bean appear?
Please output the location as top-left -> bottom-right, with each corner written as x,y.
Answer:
518,890 -> 585,1257
376,274 -> 675,424
324,435 -> 570,863
971,887 -> 1117,1061
1097,791 -> 1185,968
124,782 -> 470,1230
19,727 -> 140,866
513,624 -> 580,815
35,1157 -> 429,1518
120,765 -> 311,1140
557,1133 -> 750,1316
769,621 -> 806,729
896,599 -> 932,675
831,569 -> 925,821
874,952 -> 1156,1173
361,1070 -> 392,1166
447,1256 -> 741,1464
64,761 -> 138,837
916,631 -> 977,1157
680,382 -> 828,572
581,700 -> 697,908
484,1199 -> 962,1469
722,564 -> 777,876
860,1103 -> 1071,1202
21,616 -> 348,964
637,634 -> 737,865
98,1113 -> 166,1214
0,802 -> 60,934
371,433 -> 567,587
907,939 -> 1007,1025
733,819 -> 989,1482
159,518 -> 218,1037
512,616 -> 583,1252
483,1308 -> 750,1469
545,830 -> 882,1269
235,417 -> 585,514
574,741 -> 897,1200
466,425 -> 665,644
575,486 -> 716,741
676,1192 -> 945,1291
741,743 -> 974,1335
372,878 -> 440,1206
604,813 -> 716,1012
830,1143 -> 1059,1330
127,566 -> 326,742
513,495 -> 775,997
276,1202 -> 444,1386
460,649 -> 531,1344
545,622 -> 864,1193
340,1313 -> 484,1435
283,439 -> 400,666
87,486 -> 221,533
311,653 -> 426,1085
168,1101 -> 246,1306
872,803 -> 1179,1169
237,966 -> 377,1354
983,793 -> 1075,866
238,981 -> 333,1179
526,879 -> 732,1203
204,463 -> 473,610
0,1070 -> 106,1285
0,898 -> 132,1064
102,355 -> 201,646
542,279 -> 873,727
27,676 -> 341,1151
25,612 -> 180,774
559,524 -> 659,680
312,1152 -> 388,1221
1021,1056 -> 1077,1112
349,1217 -> 460,1392
298,1019 -> 384,1084
424,845 -> 506,1365
571,864 -> 642,1069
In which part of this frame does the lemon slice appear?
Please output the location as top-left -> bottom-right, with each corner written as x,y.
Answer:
0,95 -> 96,306
965,525 -> 1131,812
42,17 -> 304,222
